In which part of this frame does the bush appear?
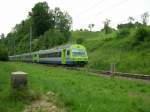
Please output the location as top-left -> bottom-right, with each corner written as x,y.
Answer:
116,28 -> 130,38
9,88 -> 41,101
39,29 -> 66,49
132,26 -> 150,46
76,38 -> 84,44
0,48 -> 8,61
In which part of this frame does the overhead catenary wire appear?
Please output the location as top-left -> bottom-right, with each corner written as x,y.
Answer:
75,0 -> 129,28
76,0 -> 130,27
89,0 -> 130,21
112,11 -> 150,25
97,0 -> 129,15
75,0 -> 150,30
78,0 -> 107,16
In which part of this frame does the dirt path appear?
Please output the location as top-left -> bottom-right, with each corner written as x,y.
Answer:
23,91 -> 66,112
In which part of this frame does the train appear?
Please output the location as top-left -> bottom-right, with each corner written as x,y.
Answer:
9,44 -> 88,66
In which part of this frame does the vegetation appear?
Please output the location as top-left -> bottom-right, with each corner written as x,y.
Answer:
3,1 -> 72,55
141,12 -> 149,25
131,26 -> 150,47
71,24 -> 150,74
116,28 -> 130,38
101,19 -> 115,34
0,48 -> 8,61
30,2 -> 54,37
88,24 -> 95,31
0,62 -> 150,112
0,37 -> 8,61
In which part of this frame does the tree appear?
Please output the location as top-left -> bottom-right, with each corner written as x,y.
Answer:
88,24 -> 95,31
141,12 -> 149,25
128,16 -> 135,24
54,8 -> 72,32
103,19 -> 111,34
0,48 -> 8,61
53,7 -> 72,40
135,21 -> 142,28
0,33 -> 5,39
117,17 -> 135,29
0,33 -> 5,44
31,2 -> 54,37
5,2 -> 73,55
0,36 -> 8,61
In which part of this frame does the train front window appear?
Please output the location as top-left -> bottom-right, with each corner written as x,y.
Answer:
72,49 -> 86,56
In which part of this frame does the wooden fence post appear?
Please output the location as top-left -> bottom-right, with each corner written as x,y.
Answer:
110,63 -> 116,76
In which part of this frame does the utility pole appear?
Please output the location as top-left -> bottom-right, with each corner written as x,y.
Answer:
14,38 -> 15,56
30,25 -> 32,53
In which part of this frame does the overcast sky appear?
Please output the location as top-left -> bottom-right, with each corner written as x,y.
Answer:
0,0 -> 150,35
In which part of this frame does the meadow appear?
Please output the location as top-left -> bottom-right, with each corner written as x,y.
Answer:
0,62 -> 150,112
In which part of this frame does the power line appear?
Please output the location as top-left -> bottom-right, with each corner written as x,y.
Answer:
76,0 -> 130,22
90,0 -> 130,21
75,0 -> 150,30
29,25 -> 32,53
78,0 -> 107,15
103,11 -> 150,28
75,0 -> 129,27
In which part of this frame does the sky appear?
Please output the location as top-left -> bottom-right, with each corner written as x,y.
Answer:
0,0 -> 150,36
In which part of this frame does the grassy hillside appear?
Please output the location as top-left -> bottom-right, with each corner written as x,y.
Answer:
0,62 -> 150,112
71,27 -> 150,74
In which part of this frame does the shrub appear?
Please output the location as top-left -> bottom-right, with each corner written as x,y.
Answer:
36,29 -> 67,50
76,38 -> 84,44
0,48 -> 8,61
104,37 -> 113,41
132,26 -> 150,46
116,28 -> 130,38
9,88 -> 41,101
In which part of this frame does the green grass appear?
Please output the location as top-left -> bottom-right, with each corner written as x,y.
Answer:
0,62 -> 150,112
70,29 -> 150,74
70,31 -> 115,42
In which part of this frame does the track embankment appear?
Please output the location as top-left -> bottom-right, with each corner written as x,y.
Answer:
67,67 -> 150,80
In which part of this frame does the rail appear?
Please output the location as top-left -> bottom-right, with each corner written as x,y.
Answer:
68,67 -> 150,80
46,64 -> 150,81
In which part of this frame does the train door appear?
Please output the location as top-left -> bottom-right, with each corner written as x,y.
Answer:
36,54 -> 39,63
32,54 -> 39,63
61,49 -> 66,64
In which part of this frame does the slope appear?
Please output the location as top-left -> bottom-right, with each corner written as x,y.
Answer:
71,28 -> 150,74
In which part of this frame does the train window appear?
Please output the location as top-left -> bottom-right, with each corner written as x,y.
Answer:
40,52 -> 61,58
49,53 -> 53,57
72,52 -> 86,56
40,53 -> 48,58
72,49 -> 86,56
67,50 -> 70,55
55,52 -> 61,57
58,52 -> 61,57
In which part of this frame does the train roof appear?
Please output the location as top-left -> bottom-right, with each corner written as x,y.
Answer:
9,44 -> 86,56
37,44 -> 85,54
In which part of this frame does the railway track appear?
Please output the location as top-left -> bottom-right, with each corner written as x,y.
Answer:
46,64 -> 150,80
65,67 -> 150,81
